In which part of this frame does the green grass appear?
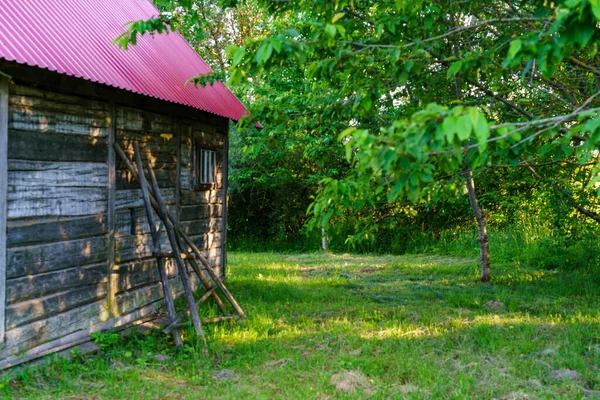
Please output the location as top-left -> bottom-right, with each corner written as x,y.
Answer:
4,252 -> 600,399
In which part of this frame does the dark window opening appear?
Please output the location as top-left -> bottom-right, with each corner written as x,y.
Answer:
192,136 -> 217,190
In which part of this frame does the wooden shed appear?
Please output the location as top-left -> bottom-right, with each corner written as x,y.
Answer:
0,0 -> 249,368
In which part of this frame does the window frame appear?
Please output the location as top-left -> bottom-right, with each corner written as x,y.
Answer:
191,133 -> 218,191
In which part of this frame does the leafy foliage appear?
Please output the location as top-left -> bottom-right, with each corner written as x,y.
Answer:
118,0 -> 600,264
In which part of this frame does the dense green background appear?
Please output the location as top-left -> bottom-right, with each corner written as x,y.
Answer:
126,0 -> 600,274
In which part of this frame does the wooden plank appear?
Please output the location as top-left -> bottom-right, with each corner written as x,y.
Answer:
0,62 -> 222,128
7,186 -> 107,219
116,106 -> 179,134
117,168 -> 176,190
134,142 -> 183,346
179,218 -> 223,237
180,190 -> 224,206
6,281 -> 108,329
8,160 -> 108,187
0,300 -> 159,371
188,232 -> 223,251
113,258 -> 177,294
6,263 -> 107,304
115,188 -> 176,210
180,204 -> 222,221
115,276 -> 183,316
9,107 -> 109,137
0,76 -> 9,342
7,236 -> 109,279
114,206 -> 175,237
8,129 -> 107,162
7,214 -> 106,247
11,84 -> 111,113
115,233 -> 172,262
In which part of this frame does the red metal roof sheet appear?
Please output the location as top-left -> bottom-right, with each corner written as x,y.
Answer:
0,0 -> 249,121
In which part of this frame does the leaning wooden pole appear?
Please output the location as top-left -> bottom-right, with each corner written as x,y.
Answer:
114,143 -> 245,320
175,230 -> 246,320
133,143 -> 183,347
145,161 -> 208,351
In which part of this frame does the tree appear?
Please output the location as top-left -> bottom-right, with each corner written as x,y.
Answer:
118,0 -> 600,280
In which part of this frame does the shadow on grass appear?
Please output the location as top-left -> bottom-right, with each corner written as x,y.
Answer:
5,252 -> 600,399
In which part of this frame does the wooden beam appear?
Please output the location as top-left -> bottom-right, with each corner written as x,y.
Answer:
0,300 -> 160,370
133,143 -> 183,347
0,76 -> 9,342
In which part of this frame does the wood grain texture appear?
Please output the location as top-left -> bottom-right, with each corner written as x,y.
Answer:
8,129 -> 108,162
115,275 -> 183,316
6,262 -> 107,304
7,236 -> 109,279
7,186 -> 107,219
0,300 -> 157,370
6,281 -> 108,329
0,77 -> 232,364
0,300 -> 110,361
113,258 -> 176,294
8,160 -> 108,187
7,215 -> 107,247
180,204 -> 223,221
115,188 -> 175,210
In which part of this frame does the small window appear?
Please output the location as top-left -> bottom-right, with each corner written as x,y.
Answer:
198,149 -> 216,185
192,145 -> 217,190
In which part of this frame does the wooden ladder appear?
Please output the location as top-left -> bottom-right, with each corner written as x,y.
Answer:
117,142 -> 246,351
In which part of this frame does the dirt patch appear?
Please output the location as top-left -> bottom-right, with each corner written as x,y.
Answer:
360,268 -> 378,274
212,369 -> 239,382
263,358 -> 291,368
329,370 -> 374,396
549,369 -> 582,381
484,301 -> 505,310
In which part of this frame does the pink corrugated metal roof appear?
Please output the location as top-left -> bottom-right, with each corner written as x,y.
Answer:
0,0 -> 249,121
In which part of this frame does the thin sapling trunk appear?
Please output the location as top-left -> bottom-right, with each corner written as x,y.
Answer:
463,167 -> 491,282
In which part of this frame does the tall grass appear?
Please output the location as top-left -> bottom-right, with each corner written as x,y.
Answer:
229,218 -> 600,272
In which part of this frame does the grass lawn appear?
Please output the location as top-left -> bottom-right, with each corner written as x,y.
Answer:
3,252 -> 600,399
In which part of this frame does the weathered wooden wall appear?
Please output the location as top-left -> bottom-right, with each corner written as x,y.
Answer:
0,82 -> 228,365
2,85 -> 111,361
179,125 -> 227,274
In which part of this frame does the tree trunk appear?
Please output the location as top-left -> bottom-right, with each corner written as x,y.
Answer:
319,181 -> 328,253
463,167 -> 491,282
321,226 -> 328,252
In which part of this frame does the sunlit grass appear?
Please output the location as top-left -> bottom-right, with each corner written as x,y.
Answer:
3,251 -> 600,399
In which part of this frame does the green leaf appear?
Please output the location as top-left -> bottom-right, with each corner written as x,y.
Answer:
338,127 -> 357,141
332,12 -> 345,23
442,115 -> 458,143
362,94 -> 373,112
456,114 -> 472,141
271,39 -> 282,54
285,28 -> 300,37
256,42 -> 273,64
507,39 -> 522,58
232,46 -> 245,66
446,61 -> 462,79
325,24 -> 337,38
591,0 -> 600,20
474,116 -> 490,147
